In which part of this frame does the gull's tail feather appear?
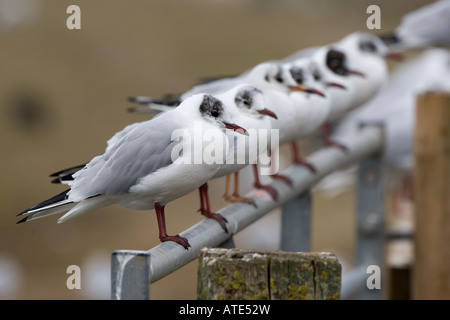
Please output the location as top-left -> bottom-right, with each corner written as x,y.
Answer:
17,190 -> 114,224
127,96 -> 180,114
50,164 -> 86,184
17,189 -> 76,223
57,195 -> 115,223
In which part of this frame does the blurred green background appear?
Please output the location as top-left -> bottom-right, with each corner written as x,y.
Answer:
0,0 -> 431,299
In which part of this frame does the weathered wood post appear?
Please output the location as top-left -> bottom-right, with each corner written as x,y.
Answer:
197,248 -> 341,300
413,91 -> 450,299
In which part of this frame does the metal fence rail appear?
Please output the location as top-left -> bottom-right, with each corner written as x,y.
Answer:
111,123 -> 385,300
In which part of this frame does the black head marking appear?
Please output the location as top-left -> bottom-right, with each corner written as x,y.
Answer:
235,87 -> 262,109
326,49 -> 349,76
310,63 -> 322,81
289,66 -> 304,84
199,94 -> 224,118
359,38 -> 377,53
274,65 -> 284,83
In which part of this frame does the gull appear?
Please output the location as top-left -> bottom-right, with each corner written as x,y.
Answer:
279,57 -> 342,173
333,32 -> 396,110
200,84 -> 277,209
301,32 -> 400,150
129,84 -> 278,210
306,45 -> 360,150
17,93 -> 248,249
381,0 -> 450,50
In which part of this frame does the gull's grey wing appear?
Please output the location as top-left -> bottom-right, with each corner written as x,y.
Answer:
48,122 -> 146,184
68,112 -> 183,200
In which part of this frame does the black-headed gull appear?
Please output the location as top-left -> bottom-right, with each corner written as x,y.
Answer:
279,58 -> 333,173
210,84 -> 277,205
305,32 -> 399,150
334,32 -> 395,110
17,93 -> 248,249
308,45 -> 360,150
128,84 -> 278,207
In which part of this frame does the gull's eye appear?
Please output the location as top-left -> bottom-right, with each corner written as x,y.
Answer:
360,40 -> 377,53
200,95 -> 224,118
289,67 -> 304,84
235,89 -> 254,109
274,68 -> 284,83
312,69 -> 321,81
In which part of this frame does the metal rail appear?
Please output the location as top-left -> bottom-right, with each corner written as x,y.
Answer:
111,124 -> 385,300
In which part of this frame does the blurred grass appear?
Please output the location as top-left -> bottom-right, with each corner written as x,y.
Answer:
0,0 -> 433,299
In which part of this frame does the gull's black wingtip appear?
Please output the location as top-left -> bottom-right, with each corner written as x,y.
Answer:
16,216 -> 29,224
17,209 -> 29,217
51,177 -> 61,184
49,164 -> 85,177
16,188 -> 70,217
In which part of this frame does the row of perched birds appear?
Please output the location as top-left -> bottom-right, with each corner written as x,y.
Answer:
17,1 -> 450,249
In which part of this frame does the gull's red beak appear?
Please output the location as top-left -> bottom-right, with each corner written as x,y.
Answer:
326,81 -> 347,90
224,122 -> 249,136
257,108 -> 278,119
289,84 -> 326,98
348,69 -> 366,78
385,51 -> 404,61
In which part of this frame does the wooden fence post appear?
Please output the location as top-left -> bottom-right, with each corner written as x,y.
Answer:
197,248 -> 341,300
413,91 -> 450,299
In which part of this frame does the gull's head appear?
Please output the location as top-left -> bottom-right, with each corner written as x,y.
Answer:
309,61 -> 322,83
307,57 -> 347,91
233,84 -> 277,120
323,47 -> 366,79
288,64 -> 306,85
196,94 -> 248,135
289,59 -> 323,86
337,32 -> 401,63
335,32 -> 395,107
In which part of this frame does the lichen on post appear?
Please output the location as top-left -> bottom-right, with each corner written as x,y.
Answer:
197,248 -> 341,300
